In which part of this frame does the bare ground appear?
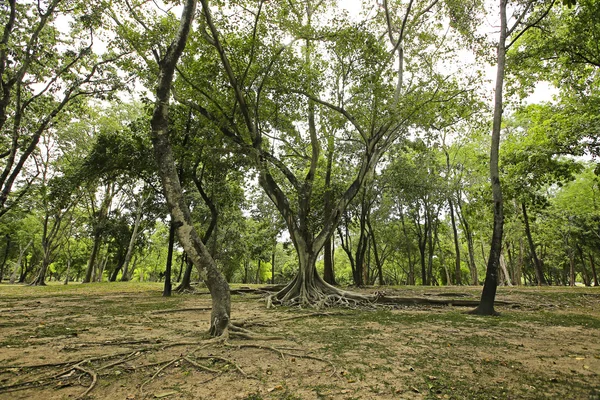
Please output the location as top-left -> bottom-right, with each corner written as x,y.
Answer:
0,283 -> 599,400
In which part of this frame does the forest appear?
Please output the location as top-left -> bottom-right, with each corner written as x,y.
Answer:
0,0 -> 599,398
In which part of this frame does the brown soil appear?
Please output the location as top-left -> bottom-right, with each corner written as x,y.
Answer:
0,283 -> 599,400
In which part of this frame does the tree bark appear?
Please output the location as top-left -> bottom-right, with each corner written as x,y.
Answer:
472,0 -> 507,315
163,222 -> 176,297
589,253 -> 599,287
499,251 -> 513,286
0,234 -> 10,282
521,202 -> 547,285
150,0 -> 230,336
322,135 -> 336,285
400,208 -> 415,285
448,198 -> 461,285
271,251 -> 276,284
457,199 -> 478,285
83,184 -> 113,283
121,194 -> 145,281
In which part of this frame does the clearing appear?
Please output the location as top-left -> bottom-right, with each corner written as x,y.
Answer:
0,283 -> 599,400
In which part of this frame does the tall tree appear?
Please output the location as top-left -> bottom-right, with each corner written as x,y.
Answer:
148,0 -> 231,336
472,0 -> 556,314
0,0 -> 122,217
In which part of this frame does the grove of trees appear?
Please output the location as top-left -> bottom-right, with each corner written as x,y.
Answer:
1,0 -> 599,333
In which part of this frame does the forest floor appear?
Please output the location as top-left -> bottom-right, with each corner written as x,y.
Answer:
0,283 -> 599,400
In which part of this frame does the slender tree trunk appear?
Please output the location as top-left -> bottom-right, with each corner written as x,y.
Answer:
367,217 -> 384,286
10,240 -> 31,284
576,244 -> 590,286
271,251 -> 276,284
151,0 -> 230,336
163,222 -> 176,297
177,253 -> 185,282
255,259 -> 261,284
0,234 -> 10,282
457,200 -> 479,285
97,246 -> 109,282
323,136 -> 336,285
589,253 -> 599,287
400,209 -> 415,285
569,249 -> 576,286
85,236 -> 101,284
32,250 -> 51,286
121,199 -> 144,281
64,259 -> 71,285
84,185 -> 113,283
472,0 -> 507,315
449,198 -> 461,285
499,251 -> 512,286
522,202 -> 547,285
436,232 -> 451,285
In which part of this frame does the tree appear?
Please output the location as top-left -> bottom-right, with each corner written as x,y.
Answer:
0,0 -> 122,217
148,0 -> 231,336
169,0 -> 476,306
472,0 -> 556,315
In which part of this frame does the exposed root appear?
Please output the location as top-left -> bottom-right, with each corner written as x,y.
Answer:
139,357 -> 179,398
187,354 -> 248,377
268,274 -> 514,310
224,342 -> 337,377
73,362 -> 97,399
147,307 -> 212,315
182,356 -> 221,374
228,324 -> 284,340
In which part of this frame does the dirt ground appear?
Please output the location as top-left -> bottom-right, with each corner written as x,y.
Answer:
0,283 -> 599,400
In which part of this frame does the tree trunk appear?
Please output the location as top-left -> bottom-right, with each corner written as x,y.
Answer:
163,222 -> 176,297
177,253 -> 184,282
569,250 -> 576,286
84,235 -> 102,284
522,202 -> 547,285
32,250 -> 51,286
271,251 -> 276,284
97,247 -> 109,282
436,233 -> 451,285
499,251 -> 513,286
449,198 -> 461,285
367,217 -> 384,286
10,240 -> 31,284
255,259 -> 261,284
457,200 -> 478,285
83,185 -> 113,283
0,234 -> 10,282
589,253 -> 599,287
121,198 -> 144,281
150,0 -> 230,336
322,135 -> 336,285
272,237 -> 369,307
472,0 -> 507,315
400,209 -> 415,285
64,259 -> 71,285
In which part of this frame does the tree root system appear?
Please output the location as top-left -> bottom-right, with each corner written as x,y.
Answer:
266,274 -> 513,309
0,324 -> 336,399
